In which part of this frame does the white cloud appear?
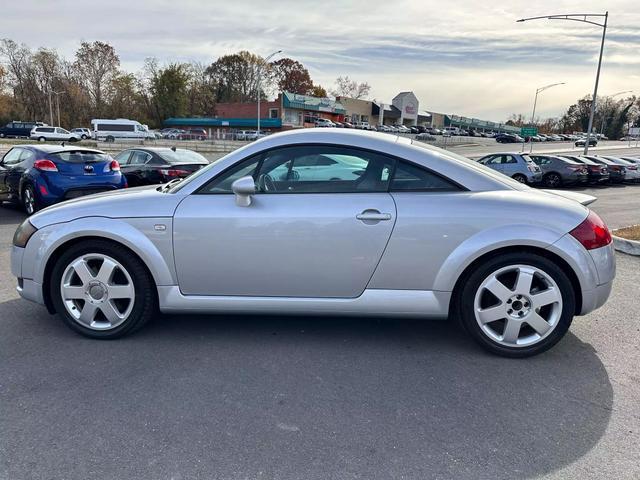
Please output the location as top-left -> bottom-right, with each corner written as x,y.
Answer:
1,0 -> 638,121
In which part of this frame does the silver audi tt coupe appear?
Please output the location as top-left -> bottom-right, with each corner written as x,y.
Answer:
11,129 -> 615,357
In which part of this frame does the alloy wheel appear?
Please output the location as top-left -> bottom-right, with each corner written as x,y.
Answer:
473,264 -> 563,347
60,254 -> 135,330
23,187 -> 35,215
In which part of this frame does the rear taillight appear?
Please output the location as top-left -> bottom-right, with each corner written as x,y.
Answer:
110,160 -> 120,171
33,159 -> 58,172
527,164 -> 538,172
570,211 -> 612,250
160,168 -> 189,177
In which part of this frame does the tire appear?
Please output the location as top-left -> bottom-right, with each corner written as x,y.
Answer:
456,252 -> 575,357
512,174 -> 527,184
38,136 -> 46,142
50,240 -> 157,339
543,173 -> 562,188
0,133 -> 5,138
106,136 -> 115,143
22,184 -> 39,215
81,134 -> 87,140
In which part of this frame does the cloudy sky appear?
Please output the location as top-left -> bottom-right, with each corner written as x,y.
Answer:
2,0 -> 639,122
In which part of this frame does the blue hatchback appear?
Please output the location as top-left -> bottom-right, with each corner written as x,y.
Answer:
0,145 -> 127,215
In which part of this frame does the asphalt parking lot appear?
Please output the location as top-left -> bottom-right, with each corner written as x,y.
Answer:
1,187 -> 639,479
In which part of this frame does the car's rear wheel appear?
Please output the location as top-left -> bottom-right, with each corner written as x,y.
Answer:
457,252 -> 575,357
22,184 -> 39,215
543,172 -> 562,188
512,174 -> 527,184
50,240 -> 156,339
106,136 -> 115,143
38,136 -> 46,142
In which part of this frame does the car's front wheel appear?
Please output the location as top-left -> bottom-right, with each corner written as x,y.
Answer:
50,240 -> 156,338
457,252 -> 575,357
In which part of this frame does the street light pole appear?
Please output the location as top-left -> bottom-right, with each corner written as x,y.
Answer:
529,82 -> 565,152
52,91 -> 64,127
257,50 -> 282,135
517,12 -> 609,154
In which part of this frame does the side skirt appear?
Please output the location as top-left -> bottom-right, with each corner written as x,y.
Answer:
157,286 -> 451,319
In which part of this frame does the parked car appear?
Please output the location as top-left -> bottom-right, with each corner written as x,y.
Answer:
575,137 -> 598,147
557,155 -> 609,184
353,121 -> 371,130
477,153 -> 542,184
415,132 -> 436,141
0,121 -> 46,139
600,156 -> 640,183
177,129 -> 208,141
582,156 -> 625,183
409,126 -> 420,134
11,129 -> 614,358
113,147 -> 209,186
495,133 -> 524,144
70,128 -> 92,140
341,121 -> 354,129
30,126 -> 81,143
396,125 -> 411,134
376,125 -> 391,133
162,129 -> 184,139
0,145 -> 126,215
529,155 -> 589,187
314,118 -> 335,128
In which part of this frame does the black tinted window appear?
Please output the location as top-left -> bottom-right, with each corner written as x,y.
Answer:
390,161 -> 460,191
50,151 -> 111,163
256,146 -> 393,193
200,155 -> 261,193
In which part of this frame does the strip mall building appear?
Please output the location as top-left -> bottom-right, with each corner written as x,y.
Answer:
164,90 -> 519,134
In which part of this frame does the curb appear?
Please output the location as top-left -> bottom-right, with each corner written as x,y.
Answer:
612,235 -> 640,256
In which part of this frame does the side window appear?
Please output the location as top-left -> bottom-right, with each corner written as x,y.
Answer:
199,155 -> 261,193
115,151 -> 131,165
483,155 -> 501,165
390,161 -> 461,192
129,151 -> 151,165
18,149 -> 35,163
257,146 -> 393,193
2,148 -> 23,165
502,155 -> 517,164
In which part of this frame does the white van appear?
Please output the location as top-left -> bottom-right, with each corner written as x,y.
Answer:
443,126 -> 460,136
91,119 -> 156,142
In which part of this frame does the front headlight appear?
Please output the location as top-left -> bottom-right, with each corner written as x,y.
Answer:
13,220 -> 38,248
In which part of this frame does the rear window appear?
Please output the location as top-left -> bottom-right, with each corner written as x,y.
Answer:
50,151 -> 111,163
159,149 -> 208,164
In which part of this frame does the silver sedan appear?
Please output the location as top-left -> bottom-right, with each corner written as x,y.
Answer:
11,129 -> 615,357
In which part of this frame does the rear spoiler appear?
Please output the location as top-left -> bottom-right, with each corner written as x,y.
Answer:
542,189 -> 597,206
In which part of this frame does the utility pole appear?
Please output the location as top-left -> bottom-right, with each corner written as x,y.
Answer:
257,50 -> 282,135
48,90 -> 53,126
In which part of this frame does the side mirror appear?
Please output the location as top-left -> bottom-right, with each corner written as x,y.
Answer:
231,175 -> 256,207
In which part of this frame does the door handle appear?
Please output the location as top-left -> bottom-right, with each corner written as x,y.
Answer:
356,210 -> 392,222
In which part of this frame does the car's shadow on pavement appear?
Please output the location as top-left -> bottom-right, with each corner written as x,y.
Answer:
1,300 -> 612,480
0,204 -> 26,225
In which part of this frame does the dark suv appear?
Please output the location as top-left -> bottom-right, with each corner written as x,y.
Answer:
0,121 -> 44,139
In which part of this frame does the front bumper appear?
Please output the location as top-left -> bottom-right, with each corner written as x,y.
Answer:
11,245 -> 45,305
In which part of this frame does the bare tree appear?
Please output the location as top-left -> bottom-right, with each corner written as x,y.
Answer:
330,76 -> 371,99
74,41 -> 119,116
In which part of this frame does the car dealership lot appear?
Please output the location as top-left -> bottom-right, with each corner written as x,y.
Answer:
1,191 -> 639,479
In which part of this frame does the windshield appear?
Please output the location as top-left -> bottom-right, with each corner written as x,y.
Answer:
159,149 -> 208,164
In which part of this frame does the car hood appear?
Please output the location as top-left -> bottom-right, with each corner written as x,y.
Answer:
29,185 -> 182,228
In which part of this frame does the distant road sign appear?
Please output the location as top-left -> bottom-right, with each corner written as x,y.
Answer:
521,127 -> 538,136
